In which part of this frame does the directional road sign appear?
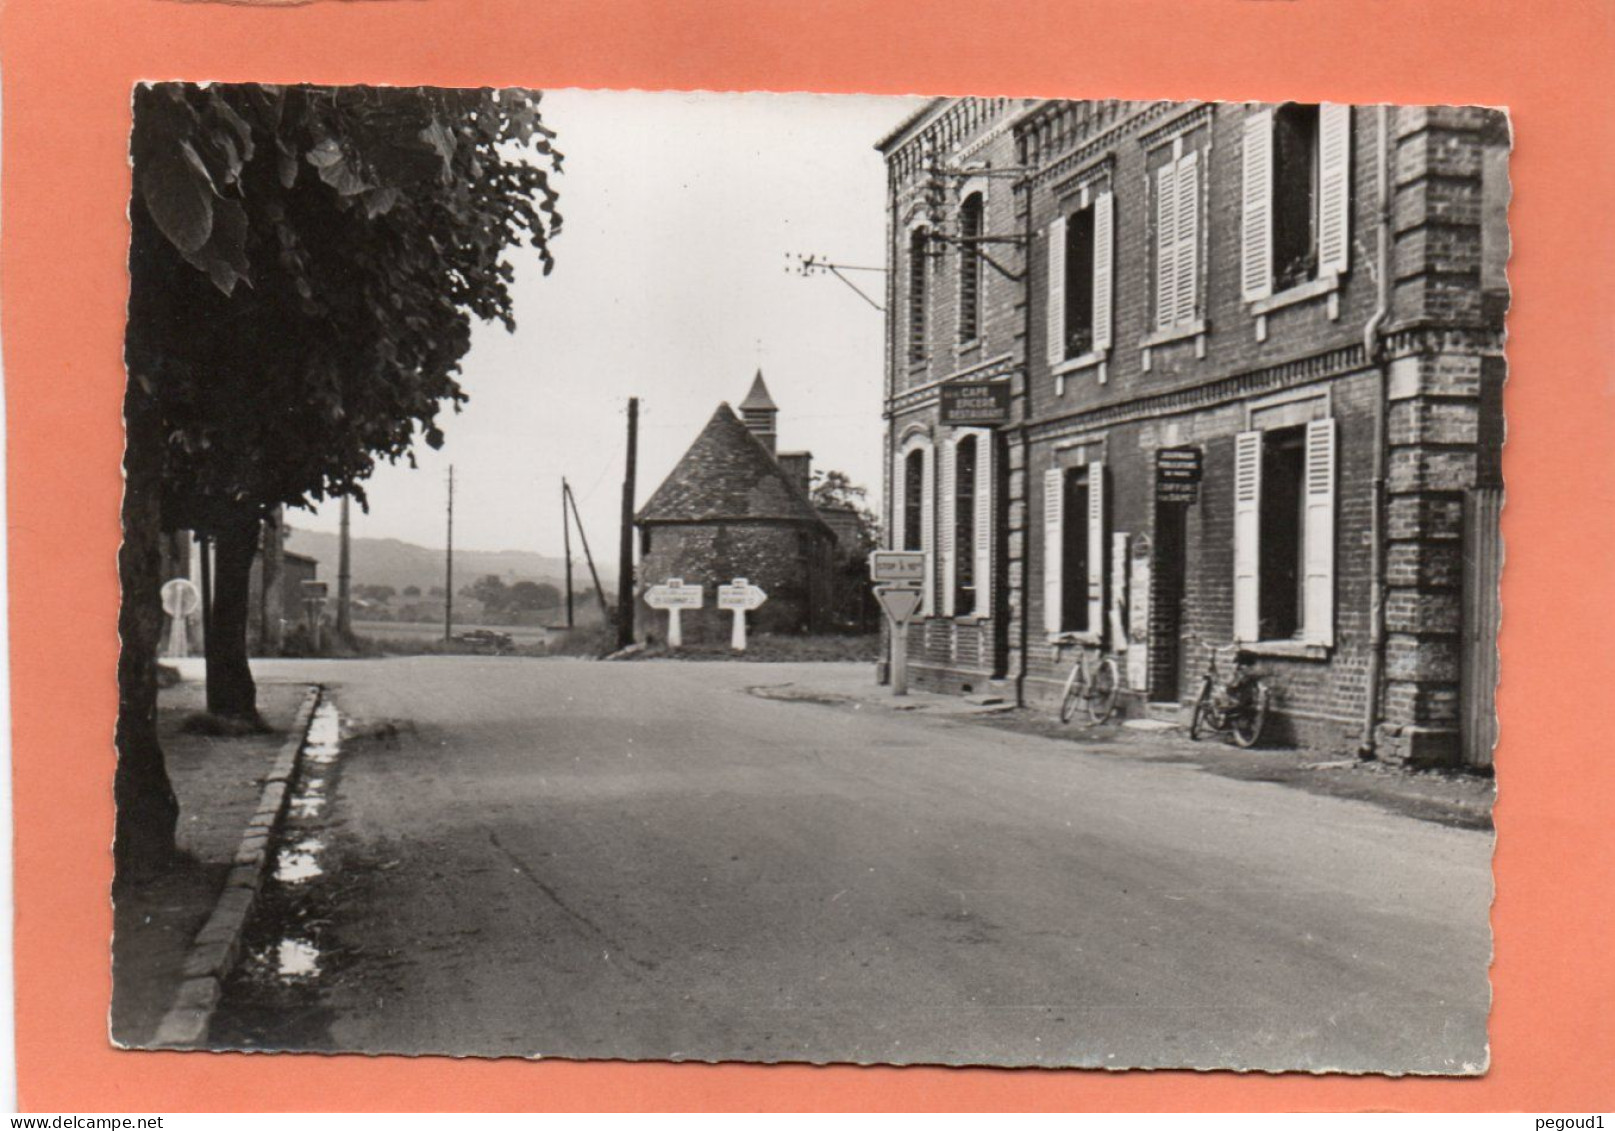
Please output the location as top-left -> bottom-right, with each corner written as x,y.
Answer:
869,550 -> 927,586
644,579 -> 704,610
717,579 -> 768,611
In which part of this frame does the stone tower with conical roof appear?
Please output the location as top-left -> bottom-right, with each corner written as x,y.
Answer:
738,369 -> 779,454
634,378 -> 838,642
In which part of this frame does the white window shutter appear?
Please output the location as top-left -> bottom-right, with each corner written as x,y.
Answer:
1046,215 -> 1067,366
974,432 -> 993,620
1317,103 -> 1352,279
940,438 -> 957,618
1043,467 -> 1064,638
1174,152 -> 1199,326
1156,163 -> 1178,331
1092,192 -> 1114,354
1303,418 -> 1338,646
891,449 -> 907,552
1233,432 -> 1263,642
1087,461 -> 1106,638
920,444 -> 935,616
1241,108 -> 1275,302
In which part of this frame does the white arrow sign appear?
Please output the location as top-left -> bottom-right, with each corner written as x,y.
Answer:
644,578 -> 704,648
717,578 -> 768,651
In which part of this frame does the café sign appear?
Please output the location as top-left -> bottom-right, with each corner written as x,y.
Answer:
1156,446 -> 1203,504
940,382 -> 1011,426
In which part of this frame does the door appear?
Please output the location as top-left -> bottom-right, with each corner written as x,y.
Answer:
1151,499 -> 1190,703
1461,487 -> 1502,769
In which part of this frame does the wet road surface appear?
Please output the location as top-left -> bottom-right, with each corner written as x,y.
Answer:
212,657 -> 1492,1072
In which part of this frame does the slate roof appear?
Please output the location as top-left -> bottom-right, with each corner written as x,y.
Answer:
637,403 -> 830,529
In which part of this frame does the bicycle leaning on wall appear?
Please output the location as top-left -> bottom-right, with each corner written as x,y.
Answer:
1187,645 -> 1273,748
1056,639 -> 1121,725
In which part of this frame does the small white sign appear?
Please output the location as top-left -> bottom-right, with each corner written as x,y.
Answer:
718,578 -> 768,611
645,578 -> 704,610
875,585 -> 923,627
869,550 -> 927,586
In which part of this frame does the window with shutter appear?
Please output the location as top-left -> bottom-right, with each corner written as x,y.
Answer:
974,432 -> 993,621
1302,418 -> 1337,645
919,441 -> 936,616
1241,109 -> 1275,302
1091,192 -> 1114,355
1316,104 -> 1351,279
1045,216 -> 1066,367
958,194 -> 985,343
1086,461 -> 1106,638
1155,162 -> 1179,330
939,439 -> 956,618
1043,466 -> 1064,638
908,227 -> 929,364
1174,153 -> 1199,326
897,437 -> 935,616
1233,431 -> 1263,641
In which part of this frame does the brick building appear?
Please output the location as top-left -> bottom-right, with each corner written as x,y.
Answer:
636,373 -> 839,640
877,99 -> 1508,766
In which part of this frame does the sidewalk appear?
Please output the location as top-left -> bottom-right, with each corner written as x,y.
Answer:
110,673 -> 312,1046
746,664 -> 1495,832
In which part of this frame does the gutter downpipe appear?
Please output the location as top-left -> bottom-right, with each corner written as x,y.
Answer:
1359,103 -> 1393,758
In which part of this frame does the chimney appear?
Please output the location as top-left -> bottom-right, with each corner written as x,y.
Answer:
738,368 -> 779,455
776,451 -> 813,498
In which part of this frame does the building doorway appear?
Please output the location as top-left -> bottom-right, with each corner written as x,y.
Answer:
1151,499 -> 1190,703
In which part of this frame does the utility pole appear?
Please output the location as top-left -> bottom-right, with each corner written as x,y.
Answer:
565,481 -> 612,625
337,494 -> 352,641
616,398 -> 639,650
444,465 -> 455,643
561,478 -> 576,628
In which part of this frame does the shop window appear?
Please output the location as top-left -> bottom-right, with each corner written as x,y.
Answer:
908,227 -> 928,364
958,194 -> 984,343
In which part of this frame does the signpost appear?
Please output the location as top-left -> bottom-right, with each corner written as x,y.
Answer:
1156,446 -> 1203,504
875,584 -> 924,696
160,577 -> 200,658
300,579 -> 330,653
869,550 -> 927,587
644,577 -> 703,648
717,578 -> 768,651
940,382 -> 1011,426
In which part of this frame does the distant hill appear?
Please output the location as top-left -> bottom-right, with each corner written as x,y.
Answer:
283,527 -> 614,596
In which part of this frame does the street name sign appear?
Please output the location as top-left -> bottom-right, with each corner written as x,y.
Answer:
645,578 -> 704,649
869,550 -> 927,586
940,382 -> 1011,426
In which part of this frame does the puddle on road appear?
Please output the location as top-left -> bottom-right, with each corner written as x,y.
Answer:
274,837 -> 326,884
212,694 -> 353,1048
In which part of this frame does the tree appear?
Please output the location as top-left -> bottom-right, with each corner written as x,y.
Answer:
355,584 -> 396,603
468,574 -> 511,613
119,83 -> 562,873
403,585 -> 422,597
811,470 -> 881,557
509,580 -> 561,611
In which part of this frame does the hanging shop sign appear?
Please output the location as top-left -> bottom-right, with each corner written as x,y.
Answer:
940,382 -> 1011,426
1156,446 -> 1203,504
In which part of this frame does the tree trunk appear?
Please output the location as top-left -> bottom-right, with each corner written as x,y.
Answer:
116,375 -> 179,879
205,511 -> 261,721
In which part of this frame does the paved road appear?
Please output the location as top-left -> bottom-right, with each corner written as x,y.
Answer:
219,657 -> 1491,1072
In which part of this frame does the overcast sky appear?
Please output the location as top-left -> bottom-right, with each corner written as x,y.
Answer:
293,89 -> 925,561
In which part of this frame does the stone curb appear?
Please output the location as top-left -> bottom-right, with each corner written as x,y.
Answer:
150,684 -> 323,1049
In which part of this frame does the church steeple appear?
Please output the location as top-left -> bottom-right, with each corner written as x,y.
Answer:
738,369 -> 779,454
